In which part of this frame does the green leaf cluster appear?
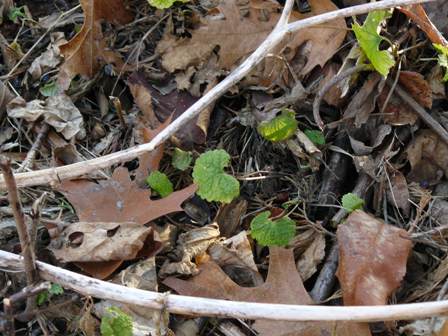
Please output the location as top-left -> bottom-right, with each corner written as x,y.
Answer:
36,283 -> 64,306
433,44 -> 448,82
250,211 -> 296,246
8,6 -> 26,23
100,307 -> 133,336
342,193 -> 365,213
148,0 -> 189,9
146,171 -> 173,198
257,108 -> 298,142
192,149 -> 240,203
352,10 -> 395,77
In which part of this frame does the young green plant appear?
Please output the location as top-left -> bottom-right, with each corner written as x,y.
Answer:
100,307 -> 133,336
250,211 -> 296,247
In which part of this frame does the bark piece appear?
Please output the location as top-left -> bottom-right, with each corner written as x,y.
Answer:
337,210 -> 412,305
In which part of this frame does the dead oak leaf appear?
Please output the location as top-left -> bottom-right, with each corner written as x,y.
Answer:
58,0 -> 133,89
336,210 -> 412,306
49,222 -> 151,262
157,0 -> 346,78
57,167 -> 196,224
165,247 -> 370,336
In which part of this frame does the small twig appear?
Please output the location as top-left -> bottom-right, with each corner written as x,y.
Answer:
17,124 -> 50,173
313,64 -> 371,130
0,156 -> 38,314
2,249 -> 448,322
0,0 -> 437,190
390,81 -> 448,145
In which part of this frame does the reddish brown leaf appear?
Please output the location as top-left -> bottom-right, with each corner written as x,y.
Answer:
398,5 -> 448,45
165,247 -> 370,336
57,167 -> 196,224
398,71 -> 432,109
58,0 -> 133,89
337,210 -> 412,306
378,86 -> 418,126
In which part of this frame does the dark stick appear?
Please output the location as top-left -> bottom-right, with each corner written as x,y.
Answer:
310,243 -> 339,303
0,156 -> 38,315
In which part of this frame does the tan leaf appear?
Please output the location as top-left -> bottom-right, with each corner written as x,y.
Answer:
337,210 -> 412,305
407,130 -> 448,185
165,247 -> 370,336
157,0 -> 346,78
58,0 -> 133,89
296,232 -> 326,282
49,222 -> 151,262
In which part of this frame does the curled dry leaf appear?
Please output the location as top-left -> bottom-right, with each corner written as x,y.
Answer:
157,0 -> 346,83
58,0 -> 133,89
398,5 -> 448,45
28,32 -> 66,80
209,231 -> 263,286
337,210 -> 412,305
165,247 -> 370,336
160,223 -> 221,276
407,130 -> 448,185
7,95 -> 84,140
49,222 -> 151,262
215,198 -> 248,238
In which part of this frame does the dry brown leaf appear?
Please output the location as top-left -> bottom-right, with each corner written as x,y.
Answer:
343,73 -> 382,127
378,87 -> 418,126
58,0 -> 133,89
0,80 -> 14,118
215,198 -> 248,238
58,167 -> 196,224
337,210 -> 412,305
7,95 -> 84,140
28,32 -> 65,80
157,0 -> 346,80
128,73 -> 159,128
50,222 -> 151,262
386,169 -> 410,216
165,247 -> 370,336
398,5 -> 448,45
407,130 -> 448,185
398,71 -> 432,109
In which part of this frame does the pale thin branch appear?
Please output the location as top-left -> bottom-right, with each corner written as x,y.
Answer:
0,0 -> 437,190
1,249 -> 448,322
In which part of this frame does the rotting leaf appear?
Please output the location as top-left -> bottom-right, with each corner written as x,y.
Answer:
157,0 -> 346,81
337,210 -> 412,305
58,0 -> 133,89
352,10 -> 395,77
164,247 -> 371,336
49,222 -> 151,263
